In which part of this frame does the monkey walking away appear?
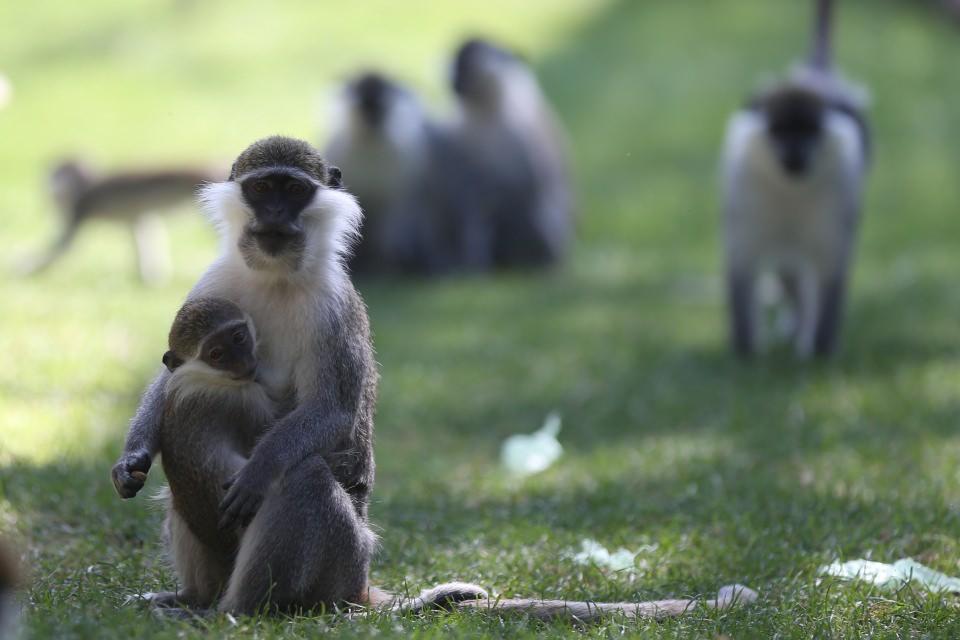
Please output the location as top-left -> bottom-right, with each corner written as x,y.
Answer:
720,0 -> 870,358
112,136 -> 755,620
22,159 -> 220,284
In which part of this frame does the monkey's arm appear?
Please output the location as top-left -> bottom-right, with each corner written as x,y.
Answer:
219,308 -> 372,529
111,370 -> 169,498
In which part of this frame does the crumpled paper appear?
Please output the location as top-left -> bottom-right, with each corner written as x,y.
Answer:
819,558 -> 960,593
500,412 -> 563,477
570,538 -> 656,572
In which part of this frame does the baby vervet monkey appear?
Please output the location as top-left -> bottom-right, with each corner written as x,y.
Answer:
22,159 -> 220,285
720,0 -> 870,358
324,72 -> 491,275
449,38 -> 574,268
153,296 -> 375,615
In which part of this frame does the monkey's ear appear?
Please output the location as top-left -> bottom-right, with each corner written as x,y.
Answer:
327,166 -> 343,189
162,351 -> 184,372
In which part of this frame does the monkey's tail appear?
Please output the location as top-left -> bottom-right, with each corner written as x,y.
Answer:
370,582 -> 757,622
364,582 -> 489,613
809,0 -> 834,71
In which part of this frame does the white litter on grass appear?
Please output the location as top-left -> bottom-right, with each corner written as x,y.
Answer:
0,74 -> 11,109
570,538 -> 656,572
500,412 -> 562,477
819,558 -> 960,593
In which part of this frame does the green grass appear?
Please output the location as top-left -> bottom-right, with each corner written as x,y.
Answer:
2,0 -> 960,637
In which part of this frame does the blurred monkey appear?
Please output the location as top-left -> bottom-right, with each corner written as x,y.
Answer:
0,540 -> 20,637
449,38 -> 574,268
23,159 -> 220,284
720,0 -> 870,358
324,72 -> 490,275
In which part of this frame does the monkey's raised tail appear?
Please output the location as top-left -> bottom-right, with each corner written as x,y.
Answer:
809,0 -> 834,71
377,582 -> 757,623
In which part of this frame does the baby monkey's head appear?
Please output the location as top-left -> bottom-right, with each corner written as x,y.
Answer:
163,298 -> 258,381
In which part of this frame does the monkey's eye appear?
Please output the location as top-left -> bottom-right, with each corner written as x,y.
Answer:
251,179 -> 270,195
208,347 -> 224,363
233,330 -> 246,345
286,181 -> 308,197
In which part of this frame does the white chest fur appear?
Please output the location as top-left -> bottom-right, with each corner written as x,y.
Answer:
721,109 -> 865,274
190,259 -> 328,404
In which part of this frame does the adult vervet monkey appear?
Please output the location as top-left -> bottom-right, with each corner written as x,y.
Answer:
720,0 -> 870,358
324,72 -> 491,275
23,159 -> 219,284
112,136 -> 755,619
449,38 -> 574,268
112,136 -> 479,614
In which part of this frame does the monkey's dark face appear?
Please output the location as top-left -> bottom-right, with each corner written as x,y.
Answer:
350,73 -> 394,127
240,169 -> 317,256
199,320 -> 257,381
451,38 -> 516,100
48,159 -> 90,210
764,90 -> 825,177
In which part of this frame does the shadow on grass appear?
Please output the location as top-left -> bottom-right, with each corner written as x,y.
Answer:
4,449 -> 958,609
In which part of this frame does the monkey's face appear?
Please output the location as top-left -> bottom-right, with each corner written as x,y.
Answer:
349,73 -> 394,128
239,169 -> 318,257
451,38 -> 516,103
200,320 -> 258,381
345,73 -> 425,146
764,90 -> 825,177
48,160 -> 90,210
208,137 -> 357,273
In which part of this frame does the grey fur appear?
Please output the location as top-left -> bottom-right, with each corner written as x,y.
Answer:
449,38 -> 574,268
324,73 -> 491,275
719,0 -> 869,358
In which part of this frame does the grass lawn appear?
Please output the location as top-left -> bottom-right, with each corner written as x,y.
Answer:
2,0 -> 960,637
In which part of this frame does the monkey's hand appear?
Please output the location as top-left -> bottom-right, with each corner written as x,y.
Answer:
219,466 -> 268,531
111,450 -> 152,499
